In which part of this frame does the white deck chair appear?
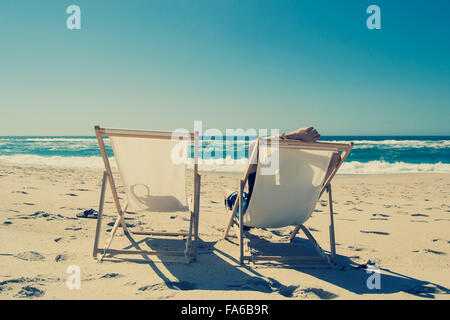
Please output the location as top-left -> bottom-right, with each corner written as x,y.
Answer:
223,138 -> 353,266
92,126 -> 201,263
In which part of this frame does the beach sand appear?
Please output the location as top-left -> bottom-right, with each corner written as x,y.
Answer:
0,162 -> 449,299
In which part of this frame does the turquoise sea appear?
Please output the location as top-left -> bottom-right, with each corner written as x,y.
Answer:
0,136 -> 449,174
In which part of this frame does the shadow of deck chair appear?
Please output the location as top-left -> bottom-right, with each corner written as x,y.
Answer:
223,138 -> 353,267
92,126 -> 201,263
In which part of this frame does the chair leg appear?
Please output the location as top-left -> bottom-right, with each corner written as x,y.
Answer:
289,224 -> 302,242
99,207 -> 128,262
223,207 -> 234,239
93,171 -> 107,258
184,210 -> 194,261
224,189 -> 239,239
299,225 -> 324,255
239,180 -> 244,264
192,174 -> 201,261
328,185 -> 336,264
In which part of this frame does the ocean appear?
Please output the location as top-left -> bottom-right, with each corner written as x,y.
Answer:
0,136 -> 449,174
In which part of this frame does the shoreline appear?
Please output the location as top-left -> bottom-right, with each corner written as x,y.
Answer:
0,160 -> 449,176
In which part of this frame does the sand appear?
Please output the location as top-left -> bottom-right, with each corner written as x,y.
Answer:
0,162 -> 449,300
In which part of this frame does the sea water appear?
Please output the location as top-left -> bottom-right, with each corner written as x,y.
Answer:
0,136 -> 449,174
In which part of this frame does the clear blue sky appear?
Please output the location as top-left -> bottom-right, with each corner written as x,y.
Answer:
0,0 -> 449,135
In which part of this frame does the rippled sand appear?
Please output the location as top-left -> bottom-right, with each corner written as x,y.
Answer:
0,162 -> 449,299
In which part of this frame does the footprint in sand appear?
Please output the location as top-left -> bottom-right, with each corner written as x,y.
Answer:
412,249 -> 446,255
55,253 -> 69,262
432,239 -> 450,244
422,249 -> 446,255
137,283 -> 177,298
106,222 -> 137,228
0,278 -> 45,299
228,278 -> 274,293
54,236 -> 77,243
212,226 -> 224,232
100,273 -> 122,279
64,227 -> 83,231
348,246 -> 364,252
14,286 -> 45,298
291,287 -> 338,299
15,211 -> 77,221
138,283 -> 167,292
360,230 -> 390,236
14,251 -> 45,261
12,191 -> 28,194
373,213 -> 390,217
0,277 -> 28,291
165,281 -> 198,291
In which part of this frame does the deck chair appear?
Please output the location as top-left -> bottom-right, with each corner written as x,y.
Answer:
223,138 -> 353,266
92,126 -> 201,263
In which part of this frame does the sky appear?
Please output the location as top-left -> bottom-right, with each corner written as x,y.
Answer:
0,0 -> 449,136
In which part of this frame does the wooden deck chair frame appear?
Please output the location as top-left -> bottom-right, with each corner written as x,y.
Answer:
223,138 -> 353,267
92,126 -> 201,263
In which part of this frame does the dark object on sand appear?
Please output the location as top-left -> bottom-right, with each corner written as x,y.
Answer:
77,209 -> 98,219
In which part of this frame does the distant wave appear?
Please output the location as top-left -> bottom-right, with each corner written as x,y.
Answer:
327,139 -> 450,149
0,138 -> 95,142
1,137 -> 448,150
0,155 -> 449,174
339,160 -> 450,174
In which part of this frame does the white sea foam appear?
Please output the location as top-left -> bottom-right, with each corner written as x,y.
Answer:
0,155 -> 115,168
1,137 -> 448,149
0,138 -> 96,142
327,139 -> 450,149
339,160 -> 450,174
0,155 -> 449,174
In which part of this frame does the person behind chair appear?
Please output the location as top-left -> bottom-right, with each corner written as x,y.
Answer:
224,126 -> 340,223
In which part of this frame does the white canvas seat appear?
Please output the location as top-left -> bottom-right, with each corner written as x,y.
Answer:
110,136 -> 189,213
223,138 -> 353,266
92,126 -> 201,263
